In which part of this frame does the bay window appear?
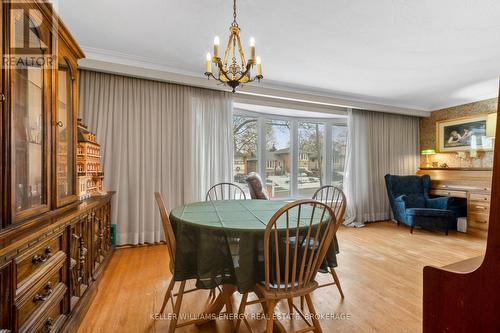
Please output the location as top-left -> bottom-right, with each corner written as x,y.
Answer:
233,107 -> 347,199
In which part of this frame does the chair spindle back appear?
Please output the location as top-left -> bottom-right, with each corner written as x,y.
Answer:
205,182 -> 247,201
263,200 -> 337,293
312,185 -> 346,232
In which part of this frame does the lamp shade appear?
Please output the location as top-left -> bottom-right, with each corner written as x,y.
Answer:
486,113 -> 497,138
421,149 -> 436,155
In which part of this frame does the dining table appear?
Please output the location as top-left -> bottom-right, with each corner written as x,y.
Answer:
169,199 -> 339,330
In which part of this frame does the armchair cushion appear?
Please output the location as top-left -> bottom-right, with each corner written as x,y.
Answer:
405,194 -> 426,208
425,196 -> 450,210
393,195 -> 408,220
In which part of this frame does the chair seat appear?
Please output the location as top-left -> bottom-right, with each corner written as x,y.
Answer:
406,208 -> 454,217
254,280 -> 319,300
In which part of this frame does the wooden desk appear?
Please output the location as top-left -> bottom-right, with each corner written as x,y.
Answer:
417,169 -> 492,238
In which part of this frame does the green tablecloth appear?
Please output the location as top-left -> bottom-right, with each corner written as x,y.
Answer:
170,200 -> 339,293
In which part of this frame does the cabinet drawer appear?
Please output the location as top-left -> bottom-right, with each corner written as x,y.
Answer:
19,282 -> 67,333
15,257 -> 65,327
431,189 -> 467,198
15,232 -> 64,287
468,213 -> 489,231
468,202 -> 490,214
469,193 -> 491,203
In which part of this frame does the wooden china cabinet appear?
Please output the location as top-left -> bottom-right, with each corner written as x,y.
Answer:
0,1 -> 114,332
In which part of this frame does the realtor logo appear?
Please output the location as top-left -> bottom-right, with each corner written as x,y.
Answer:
3,0 -> 58,69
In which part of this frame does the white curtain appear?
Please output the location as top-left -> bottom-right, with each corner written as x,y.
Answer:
79,70 -> 233,245
191,90 -> 234,202
344,109 -> 419,227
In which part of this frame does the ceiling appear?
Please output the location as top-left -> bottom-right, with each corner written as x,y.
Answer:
56,0 -> 500,112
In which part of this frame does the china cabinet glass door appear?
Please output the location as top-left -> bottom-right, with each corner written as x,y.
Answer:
55,57 -> 77,206
10,7 -> 51,221
0,4 -> 3,228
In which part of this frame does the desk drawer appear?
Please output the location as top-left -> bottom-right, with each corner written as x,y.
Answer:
15,232 -> 64,287
468,202 -> 490,214
469,193 -> 491,203
468,212 -> 489,230
431,189 -> 467,198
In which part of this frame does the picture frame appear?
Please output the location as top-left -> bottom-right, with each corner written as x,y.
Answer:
436,114 -> 493,152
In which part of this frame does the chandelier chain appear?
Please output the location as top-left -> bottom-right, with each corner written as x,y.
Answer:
233,0 -> 237,25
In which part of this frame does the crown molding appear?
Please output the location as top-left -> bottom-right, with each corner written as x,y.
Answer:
233,94 -> 348,116
427,85 -> 499,111
429,93 -> 499,112
78,46 -> 431,117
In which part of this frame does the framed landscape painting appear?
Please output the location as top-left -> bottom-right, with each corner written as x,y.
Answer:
436,114 -> 491,152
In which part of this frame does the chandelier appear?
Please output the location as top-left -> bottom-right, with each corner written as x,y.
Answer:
204,0 -> 263,92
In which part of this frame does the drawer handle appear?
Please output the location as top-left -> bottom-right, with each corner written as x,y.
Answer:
44,317 -> 53,333
476,220 -> 488,224
474,205 -> 488,210
32,246 -> 53,264
33,281 -> 53,303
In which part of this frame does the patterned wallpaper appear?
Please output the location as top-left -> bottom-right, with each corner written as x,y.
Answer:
419,98 -> 498,168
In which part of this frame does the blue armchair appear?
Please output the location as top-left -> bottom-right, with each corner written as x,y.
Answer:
384,174 -> 457,235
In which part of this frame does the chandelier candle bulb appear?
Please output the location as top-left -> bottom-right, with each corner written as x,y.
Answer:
214,36 -> 220,58
206,53 -> 212,73
256,56 -> 262,76
249,37 -> 255,61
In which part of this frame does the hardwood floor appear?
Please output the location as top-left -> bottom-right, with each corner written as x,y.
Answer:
77,222 -> 486,333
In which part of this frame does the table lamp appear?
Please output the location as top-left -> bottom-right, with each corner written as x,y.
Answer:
421,149 -> 436,168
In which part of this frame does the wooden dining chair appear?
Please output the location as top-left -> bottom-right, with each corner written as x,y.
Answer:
311,185 -> 347,299
206,182 -> 247,201
235,200 -> 337,333
155,192 -> 219,332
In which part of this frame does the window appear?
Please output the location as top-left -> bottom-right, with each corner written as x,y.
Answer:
266,119 -> 291,198
298,122 -> 324,196
233,108 -> 348,199
332,125 -> 348,187
233,115 -> 258,194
